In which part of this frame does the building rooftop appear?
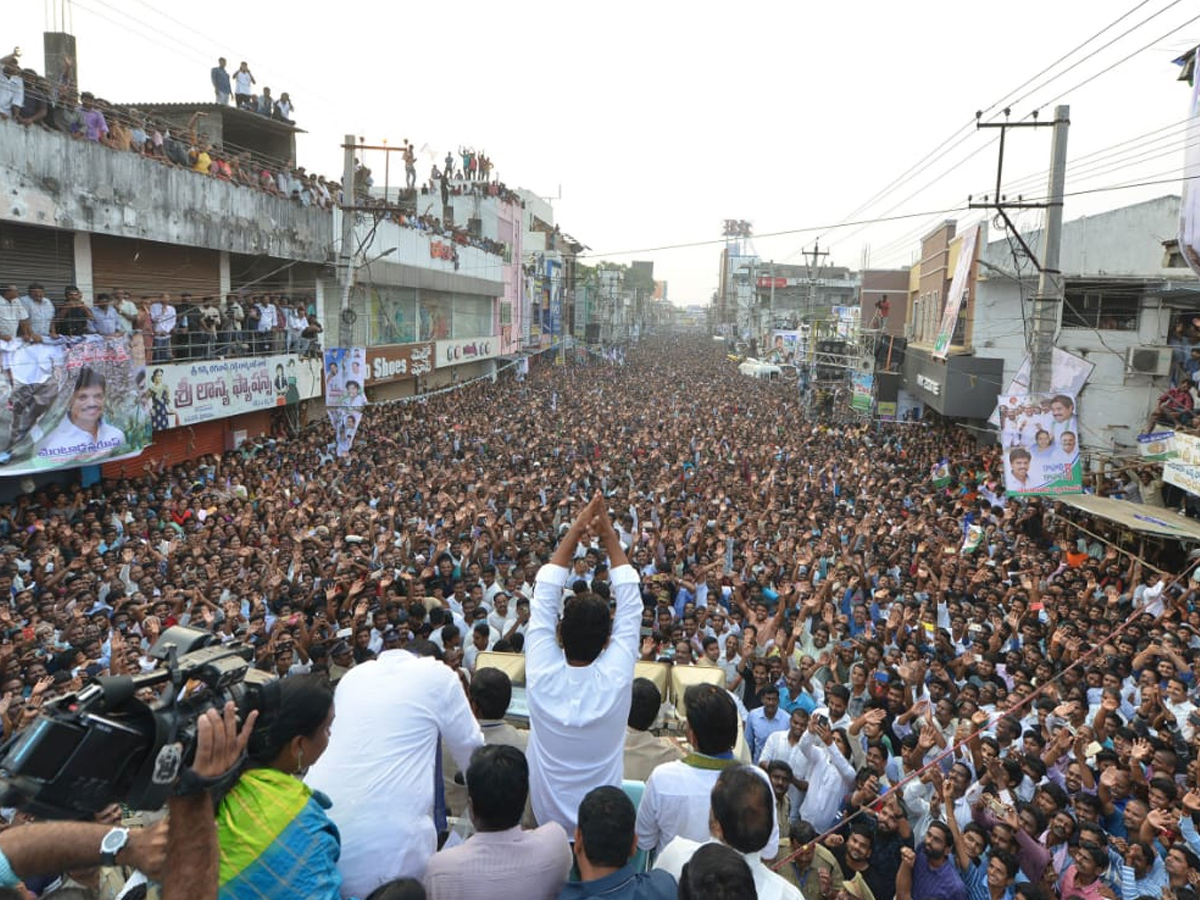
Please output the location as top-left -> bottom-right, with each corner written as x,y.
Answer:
113,101 -> 305,134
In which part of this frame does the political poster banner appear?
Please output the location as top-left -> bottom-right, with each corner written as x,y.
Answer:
324,348 -> 368,458
329,407 -> 364,458
1165,432 -> 1200,496
988,348 -> 1094,427
149,354 -> 321,430
1138,431 -> 1177,461
1179,47 -> 1200,278
851,374 -> 873,412
324,348 -> 368,410
932,224 -> 980,360
877,401 -> 898,421
0,335 -> 147,474
771,330 -> 802,362
996,392 -> 1082,496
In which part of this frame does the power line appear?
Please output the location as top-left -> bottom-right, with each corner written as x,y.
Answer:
866,115 -> 1193,268
828,137 -> 999,259
578,207 -> 968,260
1001,0 -> 1186,116
1032,9 -> 1200,114
804,0 -> 1182,257
1028,168 -> 1200,200
981,0 -> 1160,120
869,160 -> 1197,269
1057,136 -> 1200,186
996,117 -> 1191,195
823,4 -> 1195,272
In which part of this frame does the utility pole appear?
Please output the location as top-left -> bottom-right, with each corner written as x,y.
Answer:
969,107 -> 1069,394
337,134 -> 357,348
801,241 -> 829,324
769,259 -> 776,339
1031,106 -> 1070,394
801,241 -> 829,367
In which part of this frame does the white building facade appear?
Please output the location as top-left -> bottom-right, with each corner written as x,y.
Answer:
973,195 -> 1200,451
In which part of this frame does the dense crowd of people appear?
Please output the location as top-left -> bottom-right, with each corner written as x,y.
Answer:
0,338 -> 1196,900
349,160 -> 517,260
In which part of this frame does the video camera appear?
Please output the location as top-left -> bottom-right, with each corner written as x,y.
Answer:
0,625 -> 272,819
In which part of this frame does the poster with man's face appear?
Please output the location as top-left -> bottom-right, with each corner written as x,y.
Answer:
0,335 -> 147,474
997,392 -> 1082,496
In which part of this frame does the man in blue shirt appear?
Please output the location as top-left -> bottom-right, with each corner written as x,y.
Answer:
779,666 -> 819,715
560,786 -> 675,900
211,58 -> 231,105
897,822 -> 967,900
746,684 -> 789,762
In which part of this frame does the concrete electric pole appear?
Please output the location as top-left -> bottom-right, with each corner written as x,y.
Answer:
338,134 -> 358,349
969,106 -> 1070,394
801,241 -> 829,325
1030,106 -> 1070,394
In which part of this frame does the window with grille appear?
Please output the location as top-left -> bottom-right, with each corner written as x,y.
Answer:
1062,286 -> 1140,331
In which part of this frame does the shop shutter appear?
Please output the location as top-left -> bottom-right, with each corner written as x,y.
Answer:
100,419 -> 226,479
227,254 -> 320,299
90,235 -> 221,301
0,222 -> 76,297
235,410 -> 273,440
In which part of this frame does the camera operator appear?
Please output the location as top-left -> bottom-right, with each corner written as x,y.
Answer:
0,794 -> 167,895
162,702 -> 256,900
0,701 -> 253,900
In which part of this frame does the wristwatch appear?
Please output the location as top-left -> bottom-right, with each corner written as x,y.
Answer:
99,827 -> 130,866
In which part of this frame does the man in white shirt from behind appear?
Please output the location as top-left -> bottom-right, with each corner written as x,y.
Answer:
637,682 -> 779,859
526,493 -> 641,836
305,642 -> 484,895
653,765 -> 802,900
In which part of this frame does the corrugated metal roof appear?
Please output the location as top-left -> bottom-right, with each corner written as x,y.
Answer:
1058,493 -> 1200,542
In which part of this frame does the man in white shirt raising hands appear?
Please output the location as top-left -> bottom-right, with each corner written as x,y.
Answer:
526,492 -> 642,836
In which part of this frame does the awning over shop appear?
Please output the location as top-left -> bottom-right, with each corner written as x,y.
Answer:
1057,493 -> 1200,542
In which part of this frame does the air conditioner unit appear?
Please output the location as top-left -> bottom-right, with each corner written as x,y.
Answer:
1124,346 -> 1172,377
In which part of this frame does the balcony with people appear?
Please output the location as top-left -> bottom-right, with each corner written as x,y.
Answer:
0,48 -> 331,262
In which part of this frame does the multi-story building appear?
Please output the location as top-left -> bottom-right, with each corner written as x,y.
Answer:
754,263 -> 859,330
330,183 -> 518,400
518,190 -> 585,352
0,105 -> 331,483
973,195 -> 1200,451
895,197 -> 1200,448
0,36 -> 588,488
900,220 -> 1006,424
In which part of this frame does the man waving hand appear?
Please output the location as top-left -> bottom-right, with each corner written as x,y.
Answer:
527,493 -> 642,834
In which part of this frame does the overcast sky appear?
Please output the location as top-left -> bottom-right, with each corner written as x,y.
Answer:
8,0 -> 1199,304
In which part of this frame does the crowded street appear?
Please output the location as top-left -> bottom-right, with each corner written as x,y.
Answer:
0,336 -> 1195,899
